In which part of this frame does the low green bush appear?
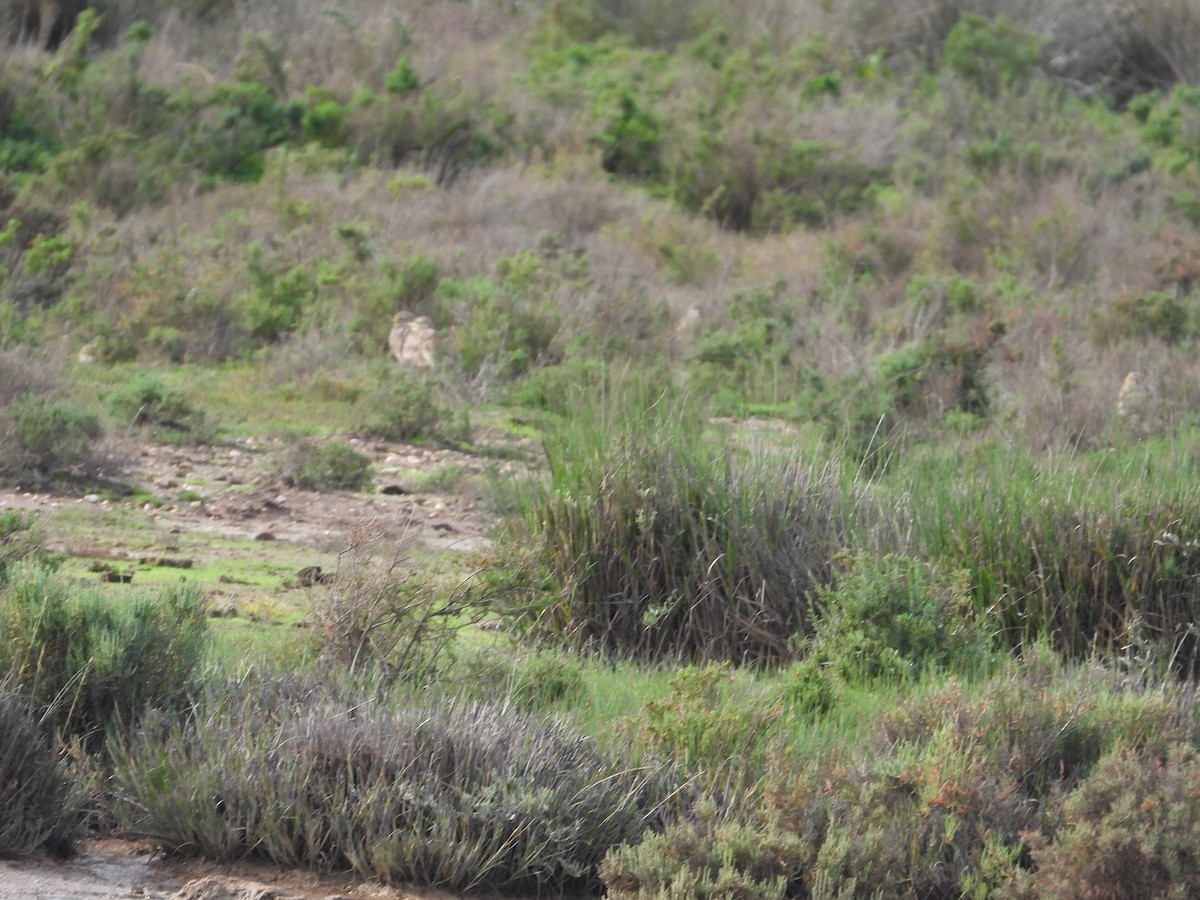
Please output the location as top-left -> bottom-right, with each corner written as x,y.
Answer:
106,372 -> 209,440
0,562 -> 209,748
0,684 -> 84,858
942,14 -> 1043,96
603,653 -> 1197,898
636,663 -> 781,791
284,440 -> 373,491
112,679 -> 681,894
0,395 -> 101,478
358,371 -> 444,442
601,807 -> 808,900
1014,743 -> 1200,898
798,552 -> 996,683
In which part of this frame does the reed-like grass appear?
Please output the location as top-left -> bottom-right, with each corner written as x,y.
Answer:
508,379 -> 847,664
0,683 -> 83,857
872,440 -> 1200,672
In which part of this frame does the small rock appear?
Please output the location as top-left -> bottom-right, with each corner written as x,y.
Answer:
85,494 -> 101,503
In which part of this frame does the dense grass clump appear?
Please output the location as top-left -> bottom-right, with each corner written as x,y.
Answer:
113,676 -> 681,894
511,384 -> 844,664
0,684 -> 83,857
887,446 -> 1200,672
0,562 -> 209,748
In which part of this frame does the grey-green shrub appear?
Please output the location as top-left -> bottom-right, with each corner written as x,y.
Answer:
603,653 -> 1200,898
0,395 -> 101,477
112,679 -> 680,894
284,440 -> 373,491
0,684 -> 84,857
106,372 -> 208,439
0,562 -> 209,747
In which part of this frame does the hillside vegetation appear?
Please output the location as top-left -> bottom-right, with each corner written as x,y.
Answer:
7,0 -> 1200,896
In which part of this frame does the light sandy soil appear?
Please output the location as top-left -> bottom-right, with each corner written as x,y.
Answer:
0,839 -> 495,899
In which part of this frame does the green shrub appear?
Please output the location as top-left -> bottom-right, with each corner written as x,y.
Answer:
1097,290 -> 1194,344
609,654 -> 1193,899
636,663 -> 781,789
384,55 -> 420,94
0,685 -> 84,857
180,80 -> 303,182
0,395 -> 101,477
359,370 -> 443,442
508,651 -> 588,711
438,253 -> 563,384
112,679 -> 680,894
284,440 -> 373,491
301,90 -> 348,149
798,552 -> 995,683
106,372 -> 208,439
0,562 -> 209,748
942,14 -> 1043,96
601,808 -> 808,900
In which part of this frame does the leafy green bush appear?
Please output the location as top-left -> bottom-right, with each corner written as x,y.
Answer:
0,395 -> 101,477
607,654 -> 1195,898
180,80 -> 303,182
438,252 -> 563,384
284,440 -> 372,491
383,55 -> 420,94
112,678 -> 680,894
0,684 -> 83,857
601,807 -> 808,900
636,663 -> 781,790
798,552 -> 995,683
359,370 -> 444,442
0,562 -> 209,748
942,14 -> 1043,96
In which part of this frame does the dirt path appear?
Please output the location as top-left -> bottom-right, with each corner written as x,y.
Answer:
0,840 -> 478,899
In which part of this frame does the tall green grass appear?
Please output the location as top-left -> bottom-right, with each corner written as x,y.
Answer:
878,441 -> 1200,672
0,562 -> 209,747
508,379 -> 846,664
